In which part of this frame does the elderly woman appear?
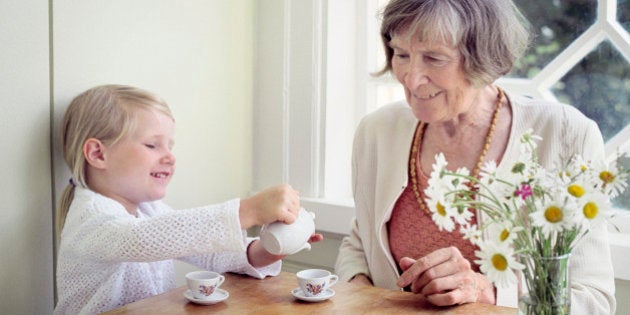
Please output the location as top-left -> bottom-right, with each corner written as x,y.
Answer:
334,0 -> 616,313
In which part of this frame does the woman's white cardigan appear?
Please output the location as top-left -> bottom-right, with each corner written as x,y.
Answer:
335,92 -> 616,314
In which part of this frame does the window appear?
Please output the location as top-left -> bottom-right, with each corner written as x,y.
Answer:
254,0 -> 630,241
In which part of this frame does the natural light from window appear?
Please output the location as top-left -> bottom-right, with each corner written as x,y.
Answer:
325,0 -> 629,212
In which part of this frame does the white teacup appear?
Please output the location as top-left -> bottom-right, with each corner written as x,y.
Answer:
185,271 -> 225,300
260,207 -> 315,255
296,269 -> 338,297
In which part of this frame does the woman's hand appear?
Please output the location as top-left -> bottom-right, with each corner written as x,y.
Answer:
396,246 -> 495,306
239,184 -> 300,229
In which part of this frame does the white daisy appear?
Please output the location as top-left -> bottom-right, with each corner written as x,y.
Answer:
460,224 -> 482,245
452,207 -> 474,226
429,153 -> 448,178
530,196 -> 578,236
591,159 -> 628,197
479,160 -> 498,181
480,164 -> 523,206
568,155 -> 590,175
452,167 -> 472,185
475,242 -> 524,288
575,191 -> 611,225
519,129 -> 543,151
424,176 -> 451,206
427,155 -> 466,196
424,194 -> 456,232
487,220 -> 522,246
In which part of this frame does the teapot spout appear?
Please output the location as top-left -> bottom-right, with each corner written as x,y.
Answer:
301,243 -> 312,252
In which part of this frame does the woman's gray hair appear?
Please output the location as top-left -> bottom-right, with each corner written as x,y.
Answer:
377,0 -> 531,87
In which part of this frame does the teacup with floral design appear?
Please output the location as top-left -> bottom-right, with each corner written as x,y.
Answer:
296,269 -> 338,297
185,271 -> 225,300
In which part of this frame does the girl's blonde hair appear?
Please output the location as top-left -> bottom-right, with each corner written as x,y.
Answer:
56,84 -> 173,245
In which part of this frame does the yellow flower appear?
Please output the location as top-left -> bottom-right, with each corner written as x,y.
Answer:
436,202 -> 447,216
567,184 -> 585,197
577,192 -> 610,222
492,254 -> 508,271
599,171 -> 615,184
544,206 -> 563,223
499,229 -> 510,242
583,202 -> 598,219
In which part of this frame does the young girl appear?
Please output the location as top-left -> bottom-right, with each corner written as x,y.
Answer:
54,85 -> 321,314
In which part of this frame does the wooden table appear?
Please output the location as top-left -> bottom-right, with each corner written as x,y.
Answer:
104,271 -> 517,314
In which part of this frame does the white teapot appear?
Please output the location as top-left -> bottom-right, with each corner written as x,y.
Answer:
259,207 -> 315,255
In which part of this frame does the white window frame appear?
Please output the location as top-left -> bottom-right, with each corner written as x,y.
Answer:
254,0 -> 357,235
254,0 -> 630,279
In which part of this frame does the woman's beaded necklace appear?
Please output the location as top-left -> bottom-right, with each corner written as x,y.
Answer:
409,88 -> 504,215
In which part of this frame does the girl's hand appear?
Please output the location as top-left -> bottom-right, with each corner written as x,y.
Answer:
307,233 -> 324,243
239,184 -> 300,229
247,240 -> 285,267
396,246 -> 495,306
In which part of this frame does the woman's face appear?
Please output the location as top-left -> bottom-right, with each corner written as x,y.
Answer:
390,30 -> 480,123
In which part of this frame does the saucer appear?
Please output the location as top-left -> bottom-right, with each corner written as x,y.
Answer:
184,288 -> 229,305
291,287 -> 335,302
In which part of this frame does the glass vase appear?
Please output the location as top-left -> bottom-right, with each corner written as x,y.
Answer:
518,253 -> 571,315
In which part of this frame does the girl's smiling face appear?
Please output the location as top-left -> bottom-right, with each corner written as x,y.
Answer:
390,29 -> 481,123
95,108 -> 176,212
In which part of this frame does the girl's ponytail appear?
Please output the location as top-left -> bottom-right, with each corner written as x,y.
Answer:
55,183 -> 75,248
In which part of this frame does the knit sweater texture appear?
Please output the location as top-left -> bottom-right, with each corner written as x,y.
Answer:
54,187 -> 280,314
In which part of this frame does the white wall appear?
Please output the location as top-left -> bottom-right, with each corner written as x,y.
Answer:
51,0 -> 255,286
52,0 -> 255,211
0,1 -> 54,314
1,1 -> 255,313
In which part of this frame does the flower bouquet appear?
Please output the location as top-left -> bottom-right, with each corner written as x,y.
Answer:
424,130 -> 628,314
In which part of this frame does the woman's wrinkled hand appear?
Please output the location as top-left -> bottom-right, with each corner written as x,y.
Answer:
396,246 -> 495,306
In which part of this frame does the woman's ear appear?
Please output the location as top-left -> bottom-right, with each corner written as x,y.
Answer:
83,138 -> 106,169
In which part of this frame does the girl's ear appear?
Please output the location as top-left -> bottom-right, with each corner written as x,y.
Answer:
83,138 -> 106,169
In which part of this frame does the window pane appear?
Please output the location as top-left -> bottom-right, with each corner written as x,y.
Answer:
509,0 -> 597,78
613,154 -> 630,210
619,0 -> 630,32
551,41 -> 630,141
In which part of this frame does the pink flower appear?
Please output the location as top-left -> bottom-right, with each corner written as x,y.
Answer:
515,184 -> 533,200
